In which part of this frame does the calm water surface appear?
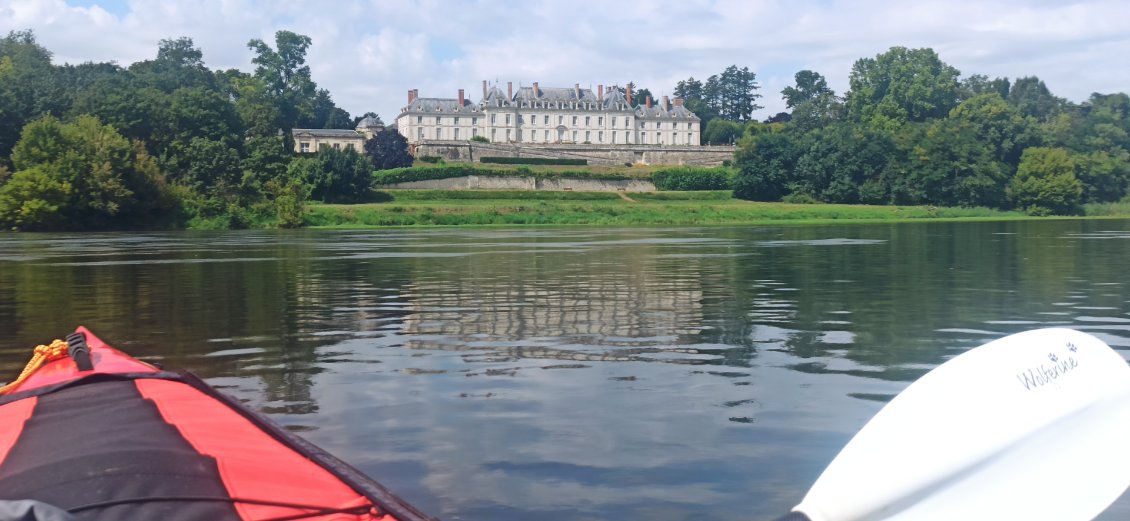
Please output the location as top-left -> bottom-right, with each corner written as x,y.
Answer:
2,220 -> 1129,520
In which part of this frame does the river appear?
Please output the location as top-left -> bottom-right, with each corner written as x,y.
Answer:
1,220 -> 1128,520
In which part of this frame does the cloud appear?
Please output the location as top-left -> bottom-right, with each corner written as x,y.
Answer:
2,0 -> 1129,121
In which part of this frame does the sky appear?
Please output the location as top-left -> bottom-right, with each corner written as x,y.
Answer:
2,0 -> 1129,124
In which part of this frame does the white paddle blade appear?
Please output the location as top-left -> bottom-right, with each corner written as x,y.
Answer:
793,328 -> 1130,521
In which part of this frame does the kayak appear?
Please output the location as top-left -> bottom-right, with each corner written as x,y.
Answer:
0,327 -> 435,521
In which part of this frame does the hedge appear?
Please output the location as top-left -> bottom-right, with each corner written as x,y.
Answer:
480,157 -> 587,166
650,167 -> 735,191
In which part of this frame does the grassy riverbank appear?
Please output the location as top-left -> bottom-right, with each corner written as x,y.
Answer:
304,190 -> 1038,227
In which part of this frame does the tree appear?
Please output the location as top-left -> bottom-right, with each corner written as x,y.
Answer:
287,146 -> 373,203
1007,147 -> 1083,215
0,115 -> 174,230
627,82 -> 654,107
703,119 -> 742,145
129,37 -> 216,92
782,70 -> 832,109
247,31 -> 317,145
846,46 -> 961,128
305,89 -> 353,129
959,74 -> 1010,102
790,122 -> 896,204
674,76 -> 716,126
1008,77 -> 1063,121
733,130 -> 801,201
897,119 -> 1010,208
948,93 -> 1040,167
364,130 -> 413,170
0,30 -> 64,164
703,65 -> 762,121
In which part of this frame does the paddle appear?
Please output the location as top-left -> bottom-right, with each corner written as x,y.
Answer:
774,328 -> 1130,521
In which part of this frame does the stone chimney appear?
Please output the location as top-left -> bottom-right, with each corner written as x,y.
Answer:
507,81 -> 512,100
598,84 -> 603,100
673,97 -> 685,106
408,89 -> 416,104
627,84 -> 633,106
533,81 -> 539,97
662,95 -> 669,110
646,96 -> 652,108
458,88 -> 464,106
482,80 -> 488,100
574,83 -> 580,100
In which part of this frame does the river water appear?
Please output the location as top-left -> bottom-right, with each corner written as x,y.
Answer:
1,220 -> 1129,520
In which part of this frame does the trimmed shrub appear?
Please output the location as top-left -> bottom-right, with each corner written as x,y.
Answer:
650,167 -> 734,191
480,157 -> 587,166
417,155 -> 444,164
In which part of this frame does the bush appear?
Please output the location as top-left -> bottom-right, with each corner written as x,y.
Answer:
650,167 -> 734,191
417,155 -> 444,164
480,157 -> 587,166
1007,147 -> 1083,216
470,135 -> 490,143
374,164 -> 632,185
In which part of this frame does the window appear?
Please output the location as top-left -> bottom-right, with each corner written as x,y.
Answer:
491,114 -> 496,124
416,116 -> 422,124
572,116 -> 577,125
491,129 -> 497,140
612,117 -> 617,127
558,115 -> 563,125
672,122 -> 677,130
612,131 -> 617,143
585,116 -> 590,126
687,132 -> 692,144
598,131 -> 603,142
454,117 -> 460,125
544,130 -> 549,141
472,117 -> 477,125
506,114 -> 511,125
333,143 -> 340,150
544,115 -> 549,125
572,131 -> 577,142
625,118 -> 630,128
530,114 -> 535,125
473,128 -> 479,137
598,117 -> 603,126
585,131 -> 590,142
346,143 -> 355,150
418,128 -> 423,139
454,128 -> 460,139
299,142 -> 310,152
656,131 -> 661,143
506,129 -> 511,141
436,116 -> 441,125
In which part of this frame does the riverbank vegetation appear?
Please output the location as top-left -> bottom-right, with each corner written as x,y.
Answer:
305,190 -> 1025,227
1,30 -> 1129,230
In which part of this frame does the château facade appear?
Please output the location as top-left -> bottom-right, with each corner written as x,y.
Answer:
395,81 -> 700,147
291,115 -> 384,153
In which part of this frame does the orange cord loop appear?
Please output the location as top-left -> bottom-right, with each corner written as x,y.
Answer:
0,339 -> 69,394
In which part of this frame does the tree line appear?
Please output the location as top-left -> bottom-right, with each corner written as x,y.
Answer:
0,29 -> 411,231
673,48 -> 1129,215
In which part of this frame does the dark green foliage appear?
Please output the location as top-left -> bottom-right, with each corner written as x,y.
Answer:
417,156 -> 444,164
0,30 -> 65,165
470,135 -> 490,143
790,123 -> 896,204
1008,147 -> 1083,215
847,46 -> 961,127
373,164 -> 632,185
703,119 -> 743,145
288,146 -> 374,203
732,131 -> 800,201
480,157 -> 587,165
651,167 -> 733,191
0,115 -> 174,230
363,129 -> 414,170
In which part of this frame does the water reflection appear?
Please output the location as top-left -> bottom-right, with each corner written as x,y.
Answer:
1,221 -> 1129,520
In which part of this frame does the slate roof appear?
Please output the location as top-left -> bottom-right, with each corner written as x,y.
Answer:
402,97 -> 478,114
356,115 -> 384,128
636,103 -> 700,120
292,129 -> 364,138
513,86 -> 599,103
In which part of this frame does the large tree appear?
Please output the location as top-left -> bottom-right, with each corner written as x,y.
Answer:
0,115 -> 174,230
1008,147 -> 1083,215
782,70 -> 832,109
364,129 -> 413,171
247,31 -> 317,145
846,46 -> 961,128
704,65 -> 762,121
0,30 -> 64,165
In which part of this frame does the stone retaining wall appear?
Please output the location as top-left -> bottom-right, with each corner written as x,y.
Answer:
381,175 -> 657,192
414,141 -> 735,167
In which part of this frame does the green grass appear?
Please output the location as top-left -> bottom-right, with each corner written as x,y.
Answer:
304,190 -> 1032,228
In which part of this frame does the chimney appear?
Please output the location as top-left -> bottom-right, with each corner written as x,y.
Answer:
458,88 -> 465,107
627,84 -> 633,106
662,95 -> 669,110
646,96 -> 652,108
533,81 -> 539,97
408,89 -> 416,104
598,84 -> 603,100
574,83 -> 580,100
482,80 -> 488,100
507,81 -> 512,99
673,97 -> 684,106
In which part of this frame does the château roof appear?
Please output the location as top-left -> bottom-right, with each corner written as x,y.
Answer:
513,86 -> 599,103
402,97 -> 478,114
636,102 -> 700,121
292,128 -> 364,138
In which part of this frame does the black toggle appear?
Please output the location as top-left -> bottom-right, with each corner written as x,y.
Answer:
65,332 -> 94,372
